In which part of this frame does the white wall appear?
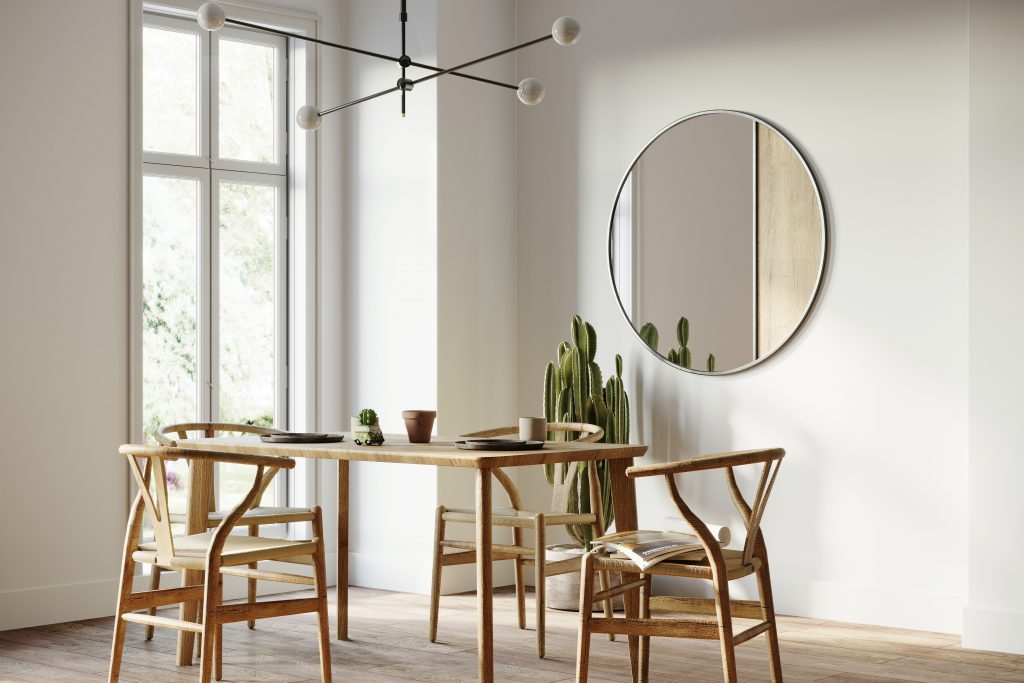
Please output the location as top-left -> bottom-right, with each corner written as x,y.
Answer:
0,0 -> 130,630
338,0 -> 441,594
436,0 -> 519,592
965,0 -> 1024,655
515,0 -> 970,634
339,0 -> 519,594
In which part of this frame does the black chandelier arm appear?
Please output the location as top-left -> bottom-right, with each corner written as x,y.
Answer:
410,34 -> 552,88
319,85 -> 403,117
224,17 -> 400,64
223,16 -> 519,104
408,62 -> 518,91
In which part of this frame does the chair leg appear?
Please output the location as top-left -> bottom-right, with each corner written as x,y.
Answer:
534,514 -> 546,658
144,567 -> 161,641
429,505 -> 445,642
313,508 -> 334,683
575,552 -> 595,683
756,556 -> 783,682
513,526 -> 526,630
247,524 -> 259,630
638,574 -> 651,683
199,571 -> 221,683
710,562 -> 738,683
214,624 -> 223,681
107,560 -> 135,682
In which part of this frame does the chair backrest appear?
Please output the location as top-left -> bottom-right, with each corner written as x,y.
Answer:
460,422 -> 604,511
121,445 -> 292,565
155,422 -> 285,510
657,451 -> 784,567
154,421 -> 283,446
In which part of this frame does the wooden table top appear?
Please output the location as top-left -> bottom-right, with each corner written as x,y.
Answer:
178,434 -> 648,469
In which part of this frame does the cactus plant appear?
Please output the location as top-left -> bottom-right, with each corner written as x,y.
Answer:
353,408 -> 384,445
542,315 -> 629,547
638,322 -> 659,353
642,318 -> 719,372
665,316 -> 693,369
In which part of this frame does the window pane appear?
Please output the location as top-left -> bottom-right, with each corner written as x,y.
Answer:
218,38 -> 277,163
143,26 -> 200,156
143,175 -> 200,514
218,180 -> 278,509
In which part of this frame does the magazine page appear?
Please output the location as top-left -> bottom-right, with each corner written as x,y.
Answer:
595,530 -> 707,571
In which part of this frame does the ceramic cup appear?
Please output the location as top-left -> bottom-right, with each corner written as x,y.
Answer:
519,416 -> 547,442
402,410 -> 437,443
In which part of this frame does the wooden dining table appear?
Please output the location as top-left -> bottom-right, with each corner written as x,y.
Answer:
177,433 -> 648,683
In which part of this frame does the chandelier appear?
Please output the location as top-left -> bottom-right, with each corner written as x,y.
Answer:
196,2 -> 581,131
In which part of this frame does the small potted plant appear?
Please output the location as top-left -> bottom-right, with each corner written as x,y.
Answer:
351,408 -> 385,446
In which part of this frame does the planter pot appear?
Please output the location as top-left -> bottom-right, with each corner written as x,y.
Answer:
351,417 -> 384,446
402,410 -> 436,443
544,544 -> 623,612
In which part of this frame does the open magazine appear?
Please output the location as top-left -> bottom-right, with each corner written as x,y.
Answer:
594,530 -> 709,571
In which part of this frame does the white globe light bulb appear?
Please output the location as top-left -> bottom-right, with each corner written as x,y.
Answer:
551,16 -> 581,46
517,78 -> 545,106
197,2 -> 226,31
296,105 -> 322,131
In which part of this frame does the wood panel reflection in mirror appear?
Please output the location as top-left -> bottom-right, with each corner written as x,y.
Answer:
609,110 -> 826,374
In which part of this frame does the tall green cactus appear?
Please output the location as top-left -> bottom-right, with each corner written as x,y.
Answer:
542,315 -> 629,547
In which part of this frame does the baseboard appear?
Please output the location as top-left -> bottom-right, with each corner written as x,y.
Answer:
0,551 -> 339,633
348,550 -> 516,596
767,576 -> 963,634
651,574 -> 964,635
0,578 -> 121,632
963,605 -> 1024,654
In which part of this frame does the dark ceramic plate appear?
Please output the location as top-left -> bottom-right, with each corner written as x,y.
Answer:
455,439 -> 544,451
260,433 -> 345,444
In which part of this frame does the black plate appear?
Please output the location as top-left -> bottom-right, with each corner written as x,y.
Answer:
455,439 -> 544,451
260,433 -> 345,444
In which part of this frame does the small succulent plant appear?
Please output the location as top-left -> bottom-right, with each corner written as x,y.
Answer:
354,408 -> 384,446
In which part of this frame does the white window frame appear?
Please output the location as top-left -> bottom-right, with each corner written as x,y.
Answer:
210,169 -> 289,427
130,0 -> 321,526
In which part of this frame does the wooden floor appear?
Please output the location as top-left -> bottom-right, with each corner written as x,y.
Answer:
0,586 -> 1021,682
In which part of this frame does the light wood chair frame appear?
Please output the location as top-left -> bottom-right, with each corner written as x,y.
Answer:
151,422 -> 315,636
575,448 -> 785,683
109,445 -> 332,683
429,422 -> 616,658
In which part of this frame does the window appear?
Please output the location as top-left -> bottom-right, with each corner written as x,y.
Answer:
140,11 -> 288,513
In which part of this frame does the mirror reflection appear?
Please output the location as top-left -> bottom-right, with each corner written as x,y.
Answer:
610,111 -> 825,374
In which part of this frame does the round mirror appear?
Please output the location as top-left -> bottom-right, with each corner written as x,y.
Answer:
609,110 -> 826,374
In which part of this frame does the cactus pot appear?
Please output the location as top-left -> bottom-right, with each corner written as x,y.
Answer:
351,417 -> 383,445
544,544 -> 622,611
402,410 -> 436,443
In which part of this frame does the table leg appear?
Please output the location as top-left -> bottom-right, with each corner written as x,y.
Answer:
177,459 -> 213,666
607,458 -> 639,681
475,468 -> 494,683
337,460 -> 349,640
